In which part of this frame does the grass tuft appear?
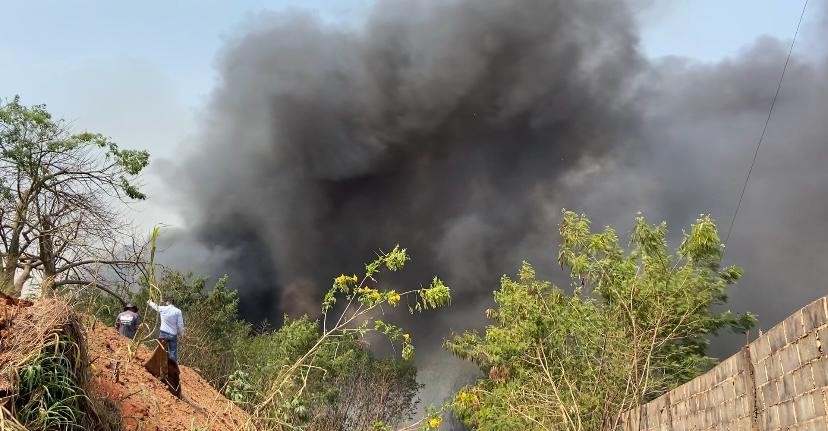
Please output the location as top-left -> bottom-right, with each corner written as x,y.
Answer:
1,297 -> 119,430
15,333 -> 91,430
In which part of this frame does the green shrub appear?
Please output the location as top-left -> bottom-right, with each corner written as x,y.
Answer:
14,330 -> 117,430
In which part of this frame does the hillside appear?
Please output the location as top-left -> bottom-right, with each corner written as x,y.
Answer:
0,293 -> 250,431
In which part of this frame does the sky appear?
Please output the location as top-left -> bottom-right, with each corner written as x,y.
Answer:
0,0 -> 819,243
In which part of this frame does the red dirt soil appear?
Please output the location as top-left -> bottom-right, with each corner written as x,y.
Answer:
0,293 -> 24,337
1,293 -> 250,431
86,321 -> 250,431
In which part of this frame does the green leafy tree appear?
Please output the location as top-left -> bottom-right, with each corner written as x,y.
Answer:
0,96 -> 149,297
447,211 -> 755,430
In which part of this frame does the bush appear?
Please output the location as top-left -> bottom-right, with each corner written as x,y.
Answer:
447,211 -> 755,430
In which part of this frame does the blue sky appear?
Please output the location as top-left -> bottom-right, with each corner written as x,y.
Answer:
638,0 -> 816,60
0,0 -> 819,228
0,1 -> 371,156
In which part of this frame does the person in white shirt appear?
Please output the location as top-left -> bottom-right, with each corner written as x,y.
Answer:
147,299 -> 184,362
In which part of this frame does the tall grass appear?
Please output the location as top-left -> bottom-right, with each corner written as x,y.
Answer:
15,333 -> 92,430
1,298 -> 119,431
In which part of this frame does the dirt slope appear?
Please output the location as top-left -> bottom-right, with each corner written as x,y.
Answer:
87,320 -> 250,431
1,294 -> 251,431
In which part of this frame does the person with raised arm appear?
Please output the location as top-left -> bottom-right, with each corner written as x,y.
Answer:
147,298 -> 184,362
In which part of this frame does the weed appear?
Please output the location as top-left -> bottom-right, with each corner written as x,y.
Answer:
14,333 -> 93,430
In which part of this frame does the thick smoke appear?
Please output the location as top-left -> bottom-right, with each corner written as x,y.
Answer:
168,0 -> 828,408
635,37 -> 828,355
175,0 -> 643,325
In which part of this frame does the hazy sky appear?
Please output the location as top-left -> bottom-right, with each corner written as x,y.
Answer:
0,0 -> 817,230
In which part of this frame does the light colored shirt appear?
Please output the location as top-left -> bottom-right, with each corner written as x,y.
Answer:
147,301 -> 184,336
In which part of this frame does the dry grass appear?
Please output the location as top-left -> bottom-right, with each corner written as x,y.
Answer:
0,294 -> 119,430
0,298 -> 79,388
0,404 -> 27,431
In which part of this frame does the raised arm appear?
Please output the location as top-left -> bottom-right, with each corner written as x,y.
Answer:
147,300 -> 160,312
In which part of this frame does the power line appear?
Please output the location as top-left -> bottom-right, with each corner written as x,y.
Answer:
723,0 -> 809,249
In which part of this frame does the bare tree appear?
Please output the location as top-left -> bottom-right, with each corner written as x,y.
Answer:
0,96 -> 149,299
310,355 -> 421,431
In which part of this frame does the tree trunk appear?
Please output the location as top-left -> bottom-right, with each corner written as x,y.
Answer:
3,190 -> 32,297
1,261 -> 17,295
13,263 -> 31,296
38,215 -> 57,297
1,252 -> 22,296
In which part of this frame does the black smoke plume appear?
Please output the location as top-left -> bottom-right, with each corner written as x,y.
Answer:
174,0 -> 642,324
168,0 -> 828,407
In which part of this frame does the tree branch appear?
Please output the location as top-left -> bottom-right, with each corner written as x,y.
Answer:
57,258 -> 141,274
51,279 -> 127,307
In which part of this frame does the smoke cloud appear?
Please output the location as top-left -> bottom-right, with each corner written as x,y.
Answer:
174,0 -> 642,322
166,0 -> 828,408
